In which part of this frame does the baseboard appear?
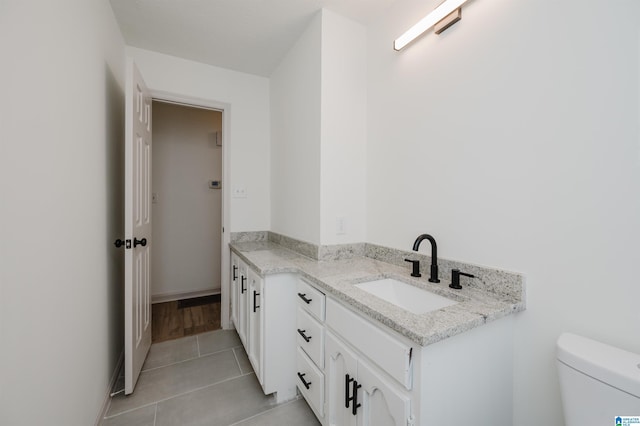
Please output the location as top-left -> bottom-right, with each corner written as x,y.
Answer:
152,287 -> 221,304
95,350 -> 123,426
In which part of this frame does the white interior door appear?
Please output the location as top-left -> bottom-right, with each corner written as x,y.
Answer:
124,59 -> 153,395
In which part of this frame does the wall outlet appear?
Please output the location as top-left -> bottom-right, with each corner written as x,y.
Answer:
336,216 -> 347,235
232,185 -> 247,198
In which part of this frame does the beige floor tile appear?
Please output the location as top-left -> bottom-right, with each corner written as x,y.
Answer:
198,329 -> 242,355
108,349 -> 240,416
233,346 -> 253,374
143,335 -> 198,371
232,398 -> 321,426
101,404 -> 156,426
155,374 -> 275,426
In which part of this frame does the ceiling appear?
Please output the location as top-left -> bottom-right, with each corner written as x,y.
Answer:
109,0 -> 394,77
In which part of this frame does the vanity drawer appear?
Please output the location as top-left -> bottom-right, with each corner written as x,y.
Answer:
326,297 -> 413,390
297,279 -> 325,321
296,307 -> 324,368
296,347 -> 324,418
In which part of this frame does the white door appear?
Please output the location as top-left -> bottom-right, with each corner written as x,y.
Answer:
230,252 -> 239,327
248,269 -> 263,384
124,59 -> 153,395
357,359 -> 411,426
237,261 -> 248,347
325,331 -> 358,426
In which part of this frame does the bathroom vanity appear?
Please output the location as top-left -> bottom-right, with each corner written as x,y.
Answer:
229,236 -> 525,425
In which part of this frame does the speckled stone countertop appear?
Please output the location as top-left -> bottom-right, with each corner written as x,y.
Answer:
230,240 -> 525,347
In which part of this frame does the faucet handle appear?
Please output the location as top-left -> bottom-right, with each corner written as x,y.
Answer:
404,259 -> 421,277
450,269 -> 475,289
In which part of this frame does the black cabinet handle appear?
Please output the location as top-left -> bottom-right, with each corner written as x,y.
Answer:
241,276 -> 246,293
297,329 -> 311,342
134,237 -> 147,247
297,292 -> 312,304
253,291 -> 260,312
351,379 -> 362,416
345,374 -> 354,409
114,239 -> 125,248
297,372 -> 311,390
233,265 -> 238,281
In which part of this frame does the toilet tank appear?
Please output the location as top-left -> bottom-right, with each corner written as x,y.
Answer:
557,333 -> 640,426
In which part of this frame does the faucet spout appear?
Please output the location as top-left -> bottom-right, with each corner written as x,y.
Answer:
412,234 -> 440,283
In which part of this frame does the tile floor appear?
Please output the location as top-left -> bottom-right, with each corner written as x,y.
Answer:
101,329 -> 320,425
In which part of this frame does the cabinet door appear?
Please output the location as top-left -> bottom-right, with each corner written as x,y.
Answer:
230,253 -> 239,327
325,331 -> 358,426
248,268 -> 263,384
237,261 -> 249,348
357,359 -> 411,426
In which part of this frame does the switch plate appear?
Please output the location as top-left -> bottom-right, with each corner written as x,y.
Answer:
152,192 -> 159,204
232,185 -> 247,198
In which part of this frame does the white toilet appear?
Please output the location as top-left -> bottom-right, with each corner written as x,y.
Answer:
557,332 -> 640,425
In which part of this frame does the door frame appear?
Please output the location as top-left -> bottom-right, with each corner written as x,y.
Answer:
149,89 -> 233,330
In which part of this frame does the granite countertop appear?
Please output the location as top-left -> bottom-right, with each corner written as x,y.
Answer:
230,240 -> 525,347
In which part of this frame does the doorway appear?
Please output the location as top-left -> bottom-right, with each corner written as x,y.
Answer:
150,100 -> 224,340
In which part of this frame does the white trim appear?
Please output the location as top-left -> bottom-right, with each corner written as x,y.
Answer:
94,351 -> 124,426
148,89 -> 232,330
152,288 -> 221,304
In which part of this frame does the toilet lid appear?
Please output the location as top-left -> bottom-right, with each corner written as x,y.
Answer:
557,333 -> 640,398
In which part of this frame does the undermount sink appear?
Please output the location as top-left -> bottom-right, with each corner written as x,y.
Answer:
355,278 -> 457,315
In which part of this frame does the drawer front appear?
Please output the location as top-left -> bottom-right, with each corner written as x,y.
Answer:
297,279 -> 326,321
326,297 -> 413,390
296,307 -> 324,368
296,347 -> 324,418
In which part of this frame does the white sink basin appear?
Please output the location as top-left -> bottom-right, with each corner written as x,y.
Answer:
355,278 -> 457,314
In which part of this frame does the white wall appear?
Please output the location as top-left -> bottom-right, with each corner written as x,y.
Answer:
365,0 -> 640,424
270,10 -> 368,245
152,102 -> 223,298
0,0 -> 126,424
320,9 -> 367,245
127,46 -> 271,234
270,12 -> 323,244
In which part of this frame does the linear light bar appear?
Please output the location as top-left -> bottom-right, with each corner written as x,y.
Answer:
394,0 -> 469,51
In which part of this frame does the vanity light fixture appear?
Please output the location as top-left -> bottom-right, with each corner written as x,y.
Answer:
394,0 -> 469,51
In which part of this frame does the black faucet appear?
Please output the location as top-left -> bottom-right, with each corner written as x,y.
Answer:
412,234 -> 440,283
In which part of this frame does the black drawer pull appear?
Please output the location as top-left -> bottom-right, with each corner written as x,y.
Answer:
241,276 -> 246,293
297,329 -> 311,342
232,265 -> 238,281
253,291 -> 260,312
345,374 -> 354,408
352,379 -> 362,416
297,372 -> 312,390
297,292 -> 312,304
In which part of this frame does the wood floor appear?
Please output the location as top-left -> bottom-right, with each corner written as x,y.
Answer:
152,295 -> 221,343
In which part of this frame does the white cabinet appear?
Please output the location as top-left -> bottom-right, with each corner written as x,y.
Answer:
325,330 -> 411,426
230,250 -> 514,425
295,279 -> 327,420
325,330 -> 358,426
257,272 -> 298,402
236,260 -> 249,348
230,252 -> 239,328
230,250 -> 298,402
248,267 -> 263,383
356,358 -> 412,426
